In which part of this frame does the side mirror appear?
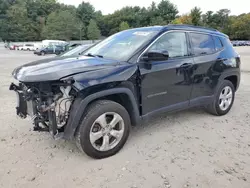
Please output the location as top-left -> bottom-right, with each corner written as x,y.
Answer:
142,50 -> 169,62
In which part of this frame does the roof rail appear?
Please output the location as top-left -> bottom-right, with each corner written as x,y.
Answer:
167,24 -> 219,32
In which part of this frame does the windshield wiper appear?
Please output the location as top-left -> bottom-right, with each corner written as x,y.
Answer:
86,53 -> 103,58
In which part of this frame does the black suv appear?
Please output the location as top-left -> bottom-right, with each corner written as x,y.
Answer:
10,25 -> 240,159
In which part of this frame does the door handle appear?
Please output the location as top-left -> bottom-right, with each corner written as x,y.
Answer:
180,63 -> 193,68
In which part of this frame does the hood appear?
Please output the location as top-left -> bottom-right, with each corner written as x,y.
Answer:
12,55 -> 125,82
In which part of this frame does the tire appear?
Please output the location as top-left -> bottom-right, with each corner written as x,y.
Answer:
206,80 -> 235,116
75,100 -> 131,159
41,51 -> 45,56
27,48 -> 30,51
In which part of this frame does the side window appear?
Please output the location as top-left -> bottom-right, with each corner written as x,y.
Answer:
190,33 -> 215,55
148,32 -> 188,58
213,36 -> 223,51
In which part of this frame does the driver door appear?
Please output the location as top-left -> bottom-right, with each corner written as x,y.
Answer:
139,31 -> 194,116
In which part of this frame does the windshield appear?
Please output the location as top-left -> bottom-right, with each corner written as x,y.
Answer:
61,45 -> 92,57
84,29 -> 159,61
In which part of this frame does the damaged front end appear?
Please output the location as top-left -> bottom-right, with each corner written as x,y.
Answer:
9,80 -> 76,138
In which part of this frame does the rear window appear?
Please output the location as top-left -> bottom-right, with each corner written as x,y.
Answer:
213,36 -> 223,51
190,33 -> 215,55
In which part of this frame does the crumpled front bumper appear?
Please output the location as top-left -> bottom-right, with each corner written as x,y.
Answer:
9,82 -> 60,138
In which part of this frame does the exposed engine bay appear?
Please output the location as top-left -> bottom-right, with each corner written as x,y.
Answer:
9,80 -> 76,138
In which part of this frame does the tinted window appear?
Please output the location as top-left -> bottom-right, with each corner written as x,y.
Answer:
149,32 -> 188,58
213,36 -> 223,51
190,33 -> 215,55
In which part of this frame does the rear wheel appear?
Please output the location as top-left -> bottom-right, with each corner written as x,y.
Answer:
75,100 -> 131,159
206,80 -> 235,116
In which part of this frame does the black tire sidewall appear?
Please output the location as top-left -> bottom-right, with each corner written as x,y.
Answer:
214,80 -> 235,115
78,100 -> 131,159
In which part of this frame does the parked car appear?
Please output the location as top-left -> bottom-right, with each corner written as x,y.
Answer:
34,45 -> 65,55
17,45 -> 23,50
231,41 -> 239,46
60,44 -> 94,57
9,44 -> 19,50
34,43 -> 43,50
42,40 -> 67,48
10,25 -> 240,159
242,41 -> 250,46
21,44 -> 36,51
66,43 -> 82,51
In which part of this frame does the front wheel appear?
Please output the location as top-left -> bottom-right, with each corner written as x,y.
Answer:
75,100 -> 131,159
206,80 -> 235,116
41,51 -> 45,56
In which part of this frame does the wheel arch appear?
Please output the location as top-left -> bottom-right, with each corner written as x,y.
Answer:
63,87 -> 141,140
218,70 -> 240,91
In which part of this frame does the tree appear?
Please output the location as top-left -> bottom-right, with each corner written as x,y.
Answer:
150,16 -> 166,25
87,19 -> 101,40
42,10 -> 79,40
172,14 -> 192,24
228,13 -> 250,40
157,0 -> 178,24
5,1 -> 39,41
190,7 -> 202,26
77,2 -> 95,27
119,21 -> 130,31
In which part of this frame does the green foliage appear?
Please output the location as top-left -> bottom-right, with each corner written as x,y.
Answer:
119,21 -> 130,31
172,14 -> 192,24
0,0 -> 250,41
87,19 -> 101,40
157,0 -> 178,24
42,10 -> 79,40
190,7 -> 202,26
228,14 -> 250,39
77,2 -> 95,26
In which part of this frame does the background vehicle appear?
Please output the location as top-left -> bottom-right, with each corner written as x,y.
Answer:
17,45 -> 23,50
42,40 -> 67,48
34,43 -> 43,50
9,44 -> 18,50
64,43 -> 82,51
60,44 -> 94,57
10,25 -> 240,159
34,45 -> 65,55
21,44 -> 36,51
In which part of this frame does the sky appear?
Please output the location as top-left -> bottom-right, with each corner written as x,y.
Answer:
59,0 -> 249,15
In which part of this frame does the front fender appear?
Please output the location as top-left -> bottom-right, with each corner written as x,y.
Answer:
70,64 -> 138,90
63,88 -> 141,140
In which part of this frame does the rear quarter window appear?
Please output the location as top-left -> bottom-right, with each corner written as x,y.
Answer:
190,33 -> 215,56
213,36 -> 223,51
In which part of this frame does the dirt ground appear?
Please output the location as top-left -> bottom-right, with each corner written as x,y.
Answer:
0,47 -> 250,188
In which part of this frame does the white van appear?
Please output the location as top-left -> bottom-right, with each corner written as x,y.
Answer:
42,40 -> 67,47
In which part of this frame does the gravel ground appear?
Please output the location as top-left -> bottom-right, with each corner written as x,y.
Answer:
0,47 -> 250,188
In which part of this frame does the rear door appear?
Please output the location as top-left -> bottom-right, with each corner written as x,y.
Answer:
188,32 -> 219,102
